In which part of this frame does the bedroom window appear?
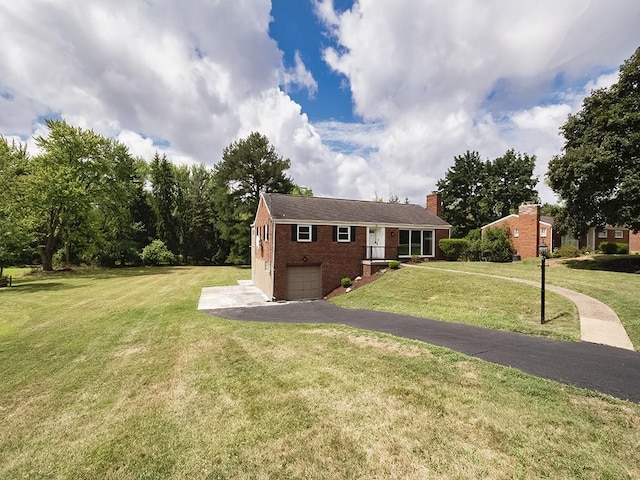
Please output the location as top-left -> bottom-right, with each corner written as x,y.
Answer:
337,226 -> 351,242
615,230 -> 623,239
598,230 -> 608,238
514,228 -> 520,238
540,227 -> 547,238
297,225 -> 311,242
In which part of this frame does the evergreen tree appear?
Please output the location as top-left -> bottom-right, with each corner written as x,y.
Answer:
213,132 -> 295,264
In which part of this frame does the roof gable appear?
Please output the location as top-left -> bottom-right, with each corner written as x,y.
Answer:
263,193 -> 450,227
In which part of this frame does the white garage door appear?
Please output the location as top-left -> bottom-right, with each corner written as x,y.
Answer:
286,265 -> 322,300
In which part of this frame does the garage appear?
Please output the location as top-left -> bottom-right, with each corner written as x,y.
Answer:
286,265 -> 322,300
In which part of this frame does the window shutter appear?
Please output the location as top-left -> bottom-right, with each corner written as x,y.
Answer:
291,224 -> 297,241
350,226 -> 356,242
312,225 -> 318,242
332,226 -> 337,242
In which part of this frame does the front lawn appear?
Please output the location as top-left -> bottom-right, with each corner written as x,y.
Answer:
418,256 -> 640,349
1,266 -> 639,478
331,266 -> 580,341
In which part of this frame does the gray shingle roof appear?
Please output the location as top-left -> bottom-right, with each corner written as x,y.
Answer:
263,193 -> 450,227
541,216 -> 555,225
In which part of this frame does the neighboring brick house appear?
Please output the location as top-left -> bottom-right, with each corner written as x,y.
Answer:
251,192 -> 451,301
483,204 -> 633,257
631,232 -> 640,253
574,226 -> 630,251
481,204 -> 556,259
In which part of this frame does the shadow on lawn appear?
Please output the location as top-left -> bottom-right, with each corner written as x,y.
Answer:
4,282 -> 77,292
564,255 -> 640,274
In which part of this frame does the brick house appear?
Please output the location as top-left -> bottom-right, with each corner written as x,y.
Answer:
251,192 -> 451,301
631,232 -> 640,253
481,204 -> 557,259
483,204 -> 632,257
571,226 -> 630,251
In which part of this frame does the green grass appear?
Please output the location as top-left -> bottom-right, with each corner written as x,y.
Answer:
1,266 -> 639,478
417,256 -> 640,349
332,266 -> 580,341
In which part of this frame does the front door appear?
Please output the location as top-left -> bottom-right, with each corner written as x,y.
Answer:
367,227 -> 385,259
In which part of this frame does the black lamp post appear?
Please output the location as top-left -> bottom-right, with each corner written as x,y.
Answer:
538,242 -> 548,324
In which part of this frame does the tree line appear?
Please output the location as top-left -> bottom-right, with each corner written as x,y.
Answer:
0,122 -> 301,274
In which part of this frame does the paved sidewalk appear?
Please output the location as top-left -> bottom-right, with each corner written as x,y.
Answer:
420,266 -> 635,351
204,301 -> 640,403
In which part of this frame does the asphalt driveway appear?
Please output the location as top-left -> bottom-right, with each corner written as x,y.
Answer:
204,300 -> 640,403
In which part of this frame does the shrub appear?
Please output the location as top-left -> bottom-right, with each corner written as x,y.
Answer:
141,240 -> 175,266
439,238 -> 469,261
481,227 -> 515,262
555,245 -> 581,258
388,260 -> 400,269
410,254 -> 421,263
463,229 -> 483,261
617,243 -> 629,254
341,277 -> 352,288
599,242 -> 619,254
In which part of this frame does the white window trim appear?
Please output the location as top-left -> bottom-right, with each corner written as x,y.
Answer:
540,228 -> 547,238
264,224 -> 269,241
615,230 -> 623,239
514,228 -> 520,238
297,224 -> 312,242
337,226 -> 351,242
598,230 -> 608,239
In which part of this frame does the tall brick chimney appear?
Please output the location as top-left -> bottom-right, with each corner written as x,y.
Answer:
518,204 -> 541,259
426,191 -> 443,217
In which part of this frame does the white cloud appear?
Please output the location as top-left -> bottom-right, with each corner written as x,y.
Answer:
0,0 -> 638,210
282,51 -> 318,98
314,0 -> 640,204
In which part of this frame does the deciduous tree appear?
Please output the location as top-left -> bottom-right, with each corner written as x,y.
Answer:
0,137 -> 30,276
437,150 -> 538,236
24,119 -> 136,270
547,46 -> 640,235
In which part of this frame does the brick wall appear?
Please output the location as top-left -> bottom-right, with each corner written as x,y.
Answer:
252,199 -> 274,298
631,232 -> 640,253
594,228 -> 630,250
272,224 -> 367,300
434,228 -> 450,260
516,204 -> 540,259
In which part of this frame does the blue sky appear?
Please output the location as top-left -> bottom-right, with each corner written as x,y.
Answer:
270,0 -> 355,123
0,1 -> 639,204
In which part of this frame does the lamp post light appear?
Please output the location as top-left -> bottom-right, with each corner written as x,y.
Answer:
538,242 -> 548,324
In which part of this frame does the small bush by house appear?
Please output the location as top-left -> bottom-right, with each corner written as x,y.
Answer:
481,227 -> 515,262
599,242 -> 629,255
553,245 -> 581,258
388,260 -> 400,269
341,277 -> 352,288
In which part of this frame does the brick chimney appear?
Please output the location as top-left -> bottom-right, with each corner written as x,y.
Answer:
426,191 -> 443,217
518,204 -> 541,259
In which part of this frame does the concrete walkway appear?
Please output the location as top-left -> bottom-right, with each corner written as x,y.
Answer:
419,266 -> 635,351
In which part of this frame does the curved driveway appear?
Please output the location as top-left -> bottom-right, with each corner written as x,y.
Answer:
205,301 -> 640,403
